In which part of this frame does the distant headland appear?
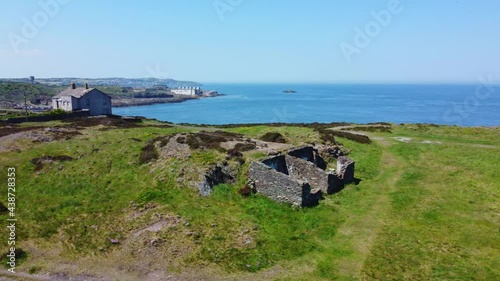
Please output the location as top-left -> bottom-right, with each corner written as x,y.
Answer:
0,77 -> 222,113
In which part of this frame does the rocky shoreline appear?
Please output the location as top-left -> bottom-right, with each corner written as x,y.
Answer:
112,92 -> 222,107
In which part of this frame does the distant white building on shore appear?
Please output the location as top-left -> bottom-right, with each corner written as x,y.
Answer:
171,87 -> 201,96
52,83 -> 112,115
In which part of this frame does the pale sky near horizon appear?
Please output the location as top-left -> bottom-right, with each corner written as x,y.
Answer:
0,0 -> 499,83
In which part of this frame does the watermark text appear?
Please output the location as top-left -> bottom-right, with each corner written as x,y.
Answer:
8,0 -> 71,53
6,167 -> 17,273
213,0 -> 243,21
339,0 -> 406,63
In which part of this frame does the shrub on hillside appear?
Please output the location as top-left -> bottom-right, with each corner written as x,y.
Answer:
234,142 -> 256,151
30,155 -> 74,171
329,130 -> 371,144
259,132 -> 286,143
139,143 -> 159,164
183,131 -> 242,152
0,202 -> 8,213
49,108 -> 66,116
238,184 -> 255,197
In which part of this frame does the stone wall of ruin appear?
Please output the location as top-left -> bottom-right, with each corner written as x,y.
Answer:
285,155 -> 328,193
287,146 -> 327,170
337,156 -> 355,184
248,146 -> 355,207
249,161 -> 322,207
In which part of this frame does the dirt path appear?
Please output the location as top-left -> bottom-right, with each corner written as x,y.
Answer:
333,124 -> 499,149
330,130 -> 403,280
325,124 -> 498,279
0,270 -> 49,281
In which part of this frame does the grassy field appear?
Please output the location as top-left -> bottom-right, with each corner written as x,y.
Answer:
0,119 -> 498,280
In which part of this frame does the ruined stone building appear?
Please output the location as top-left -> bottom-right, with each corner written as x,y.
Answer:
249,146 -> 355,207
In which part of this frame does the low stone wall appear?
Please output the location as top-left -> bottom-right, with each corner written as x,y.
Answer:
287,146 -> 327,170
285,155 -> 346,195
337,156 -> 355,184
199,162 -> 235,196
249,161 -> 322,207
3,110 -> 90,124
262,155 -> 289,175
327,173 -> 345,194
285,155 -> 329,192
248,146 -> 356,207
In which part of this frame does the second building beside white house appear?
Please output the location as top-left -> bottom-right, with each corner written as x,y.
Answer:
170,87 -> 201,96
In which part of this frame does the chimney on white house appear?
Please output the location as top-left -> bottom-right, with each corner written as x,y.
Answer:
70,82 -> 76,89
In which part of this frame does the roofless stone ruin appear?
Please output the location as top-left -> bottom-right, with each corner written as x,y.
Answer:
249,146 -> 355,207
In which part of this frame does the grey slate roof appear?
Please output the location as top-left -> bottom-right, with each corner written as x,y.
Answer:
53,88 -> 111,99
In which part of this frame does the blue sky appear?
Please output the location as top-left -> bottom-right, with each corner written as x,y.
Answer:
1,0 -> 499,83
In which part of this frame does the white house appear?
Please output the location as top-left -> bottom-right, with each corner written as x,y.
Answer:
171,87 -> 201,96
52,83 -> 112,116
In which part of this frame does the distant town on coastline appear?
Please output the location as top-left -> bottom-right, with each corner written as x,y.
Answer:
0,76 -> 221,118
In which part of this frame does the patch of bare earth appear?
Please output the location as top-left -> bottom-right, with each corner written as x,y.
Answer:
0,127 -> 81,152
158,134 -> 191,159
132,216 -> 184,238
220,139 -> 292,155
371,136 -> 392,147
393,136 -> 412,143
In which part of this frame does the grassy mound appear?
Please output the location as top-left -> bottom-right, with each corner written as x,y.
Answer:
0,119 -> 498,280
259,132 -> 286,143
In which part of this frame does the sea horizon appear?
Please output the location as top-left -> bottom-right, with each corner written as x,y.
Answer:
113,83 -> 500,127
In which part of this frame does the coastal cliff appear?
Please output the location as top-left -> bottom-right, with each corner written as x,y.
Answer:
0,84 -> 222,119
0,78 -> 219,109
112,91 -> 222,107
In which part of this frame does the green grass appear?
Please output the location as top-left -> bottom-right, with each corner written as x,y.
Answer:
0,122 -> 498,280
392,123 -> 500,146
224,125 -> 319,145
359,129 -> 500,280
148,183 -> 343,272
0,81 -> 65,106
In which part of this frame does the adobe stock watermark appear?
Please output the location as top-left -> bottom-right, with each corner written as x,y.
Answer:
146,64 -> 170,79
7,0 -> 71,53
443,75 -> 498,126
213,0 -> 243,21
6,167 -> 17,273
270,106 -> 297,123
339,0 -> 408,63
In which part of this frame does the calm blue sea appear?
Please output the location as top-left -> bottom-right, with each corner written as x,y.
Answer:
113,84 -> 500,126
